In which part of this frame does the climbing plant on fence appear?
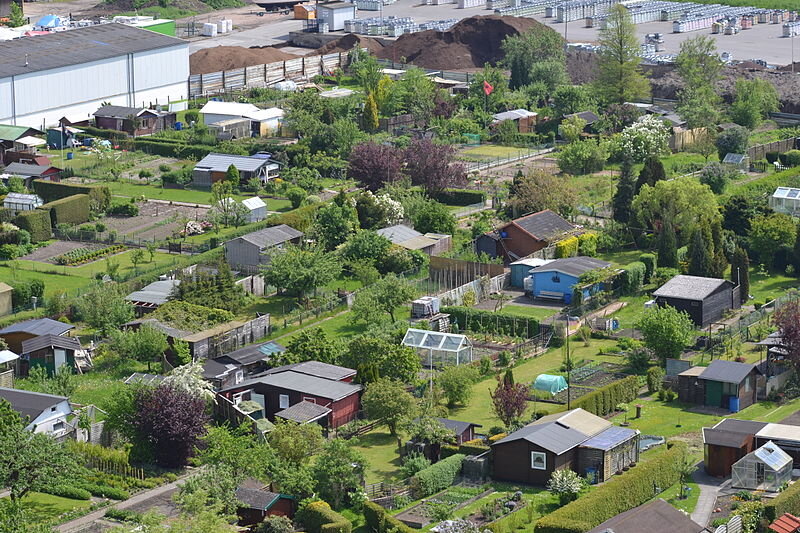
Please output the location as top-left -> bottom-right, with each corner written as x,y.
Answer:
443,306 -> 540,338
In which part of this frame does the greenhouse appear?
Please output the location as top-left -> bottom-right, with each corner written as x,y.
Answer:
533,374 -> 568,395
402,328 -> 473,367
731,441 -> 792,492
770,187 -> 800,216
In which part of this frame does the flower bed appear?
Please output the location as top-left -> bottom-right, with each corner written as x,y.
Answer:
54,244 -> 125,265
395,486 -> 491,528
466,490 -> 527,526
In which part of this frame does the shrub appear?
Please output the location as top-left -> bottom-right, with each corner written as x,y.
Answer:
297,501 -> 352,533
410,454 -> 465,498
781,150 -> 800,167
646,366 -> 665,393
138,169 -> 153,179
39,194 -> 90,226
639,253 -> 656,282
555,236 -> 579,258
11,279 -> 45,308
109,202 -> 140,217
442,307 -> 539,338
105,508 -> 144,522
400,452 -> 431,478
32,180 -> 111,212
459,439 -> 490,456
431,189 -> 486,206
621,262 -> 645,294
765,476 -> 800,520
286,186 -> 308,209
578,233 -> 597,257
363,501 -> 416,533
572,375 -> 640,416
534,442 -> 687,533
81,483 -> 130,500
41,485 -> 92,500
14,209 -> 51,242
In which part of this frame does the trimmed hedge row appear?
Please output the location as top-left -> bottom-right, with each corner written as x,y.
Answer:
32,180 -> 111,211
39,194 -> 90,226
440,441 -> 490,459
555,236 -> 579,258
443,306 -> 540,338
410,454 -> 465,498
534,442 -> 688,533
364,501 -> 416,533
621,262 -> 645,295
639,253 -> 656,283
431,189 -> 486,206
41,485 -> 92,500
0,208 -> 15,223
266,203 -> 322,233
572,375 -> 640,416
15,209 -> 52,243
80,482 -> 130,500
765,476 -> 800,520
298,501 -> 352,533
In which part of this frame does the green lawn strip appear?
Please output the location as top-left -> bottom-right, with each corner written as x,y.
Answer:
658,481 -> 701,514
747,269 -> 798,303
105,181 -> 247,204
459,145 -> 530,160
0,264 -> 91,295
349,430 -> 403,484
568,173 -> 614,206
498,304 -> 558,322
8,251 -> 179,280
598,249 -> 648,267
11,492 -> 93,523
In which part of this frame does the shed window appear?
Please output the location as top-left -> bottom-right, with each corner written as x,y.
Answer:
744,376 -> 751,393
531,452 -> 546,470
53,421 -> 64,433
279,394 -> 289,409
551,275 -> 560,283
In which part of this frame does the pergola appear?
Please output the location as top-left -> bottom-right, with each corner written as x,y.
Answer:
402,328 -> 473,367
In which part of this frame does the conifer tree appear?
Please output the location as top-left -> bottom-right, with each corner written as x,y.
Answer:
635,156 -> 666,193
731,246 -> 750,304
612,159 -> 636,223
658,221 -> 678,268
688,224 -> 713,277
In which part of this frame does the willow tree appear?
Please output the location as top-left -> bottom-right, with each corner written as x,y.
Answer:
595,4 -> 650,104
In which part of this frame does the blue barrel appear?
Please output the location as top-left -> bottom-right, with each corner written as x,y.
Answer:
66,152 -> 73,160
175,121 -> 183,131
729,396 -> 740,413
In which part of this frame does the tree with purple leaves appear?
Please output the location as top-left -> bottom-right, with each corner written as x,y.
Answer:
490,371 -> 529,428
347,141 -> 404,191
405,139 -> 468,195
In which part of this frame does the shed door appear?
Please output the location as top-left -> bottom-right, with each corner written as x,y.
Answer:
54,349 -> 66,369
706,380 -> 723,407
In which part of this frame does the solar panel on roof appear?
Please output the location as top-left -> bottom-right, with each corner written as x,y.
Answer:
789,190 -> 799,198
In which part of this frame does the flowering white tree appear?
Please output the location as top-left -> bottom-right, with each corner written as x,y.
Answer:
620,114 -> 671,162
547,469 -> 584,505
163,361 -> 216,403
376,193 -> 404,225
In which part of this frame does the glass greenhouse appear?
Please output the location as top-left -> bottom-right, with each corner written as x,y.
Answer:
770,187 -> 800,216
402,328 -> 473,367
731,441 -> 792,492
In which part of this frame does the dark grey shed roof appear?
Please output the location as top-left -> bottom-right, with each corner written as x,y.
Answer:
531,256 -> 611,278
436,418 -> 482,436
235,486 -> 281,510
377,224 -> 422,244
511,210 -> 575,242
4,163 -> 57,176
564,111 -> 600,124
0,386 -> 67,422
222,370 -> 361,400
703,427 -> 753,448
233,224 -> 303,249
275,400 -> 331,423
0,24 -> 186,79
699,360 -> 758,384
202,358 -> 239,379
93,106 -> 158,118
21,333 -> 81,354
0,318 -> 74,336
123,318 -> 192,340
195,153 -> 271,173
652,275 -> 732,301
712,418 -> 768,434
266,360 -> 356,381
495,419 -> 588,455
587,499 -> 704,533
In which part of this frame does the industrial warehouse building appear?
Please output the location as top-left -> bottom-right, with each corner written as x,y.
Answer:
0,24 -> 189,128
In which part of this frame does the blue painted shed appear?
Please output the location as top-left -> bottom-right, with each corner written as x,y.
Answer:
527,256 -> 611,304
509,258 -> 553,288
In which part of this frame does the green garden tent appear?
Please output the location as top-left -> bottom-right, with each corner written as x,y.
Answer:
533,374 -> 568,396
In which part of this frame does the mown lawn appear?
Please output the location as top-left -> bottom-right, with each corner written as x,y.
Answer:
499,304 -> 559,322
12,492 -> 93,523
459,145 -> 532,160
0,263 -> 92,295
658,481 -> 701,514
8,250 -> 180,280
350,430 -> 403,484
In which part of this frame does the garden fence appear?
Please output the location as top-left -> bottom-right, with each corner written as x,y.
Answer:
463,145 -> 554,172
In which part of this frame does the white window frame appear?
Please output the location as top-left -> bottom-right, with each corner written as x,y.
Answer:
235,370 -> 244,385
232,392 -> 246,405
531,451 -> 547,470
279,394 -> 290,409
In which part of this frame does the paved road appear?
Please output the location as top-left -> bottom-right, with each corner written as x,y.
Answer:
691,465 -> 725,528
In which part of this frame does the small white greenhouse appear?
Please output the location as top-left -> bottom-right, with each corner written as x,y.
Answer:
731,441 -> 793,492
770,187 -> 800,216
402,328 -> 473,367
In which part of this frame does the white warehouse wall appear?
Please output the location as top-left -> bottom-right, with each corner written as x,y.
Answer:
0,43 -> 189,129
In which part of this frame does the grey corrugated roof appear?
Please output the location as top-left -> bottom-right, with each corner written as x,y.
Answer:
495,420 -> 588,454
195,153 -> 272,173
202,358 -> 239,379
0,318 -> 74,336
286,361 -> 356,381
93,105 -> 158,118
0,386 -> 67,422
235,487 -> 281,510
436,418 -> 481,436
0,24 -> 185,79
580,426 -> 638,452
713,418 -> 768,434
126,280 -> 180,306
702,427 -> 753,448
21,334 -> 81,355
652,275 -> 732,301
699,360 -> 757,384
564,111 -> 599,124
512,210 -> 575,241
4,162 -> 56,176
531,256 -> 611,278
234,224 -> 303,249
222,370 -> 361,401
123,372 -> 167,386
275,400 -> 331,423
123,318 -> 192,340
376,224 -> 422,244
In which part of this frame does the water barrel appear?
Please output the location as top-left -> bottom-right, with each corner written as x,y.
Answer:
175,121 -> 183,131
729,396 -> 740,413
66,152 -> 73,160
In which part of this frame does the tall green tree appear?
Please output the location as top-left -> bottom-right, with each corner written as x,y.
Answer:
675,36 -> 724,128
731,246 -> 750,304
7,2 -> 25,28
501,28 -> 566,91
75,282 -> 134,336
635,156 -> 666,192
268,420 -> 324,466
363,93 -> 379,132
437,365 -> 479,407
595,4 -> 650,104
313,201 -> 359,250
688,223 -> 713,278
658,221 -> 679,269
730,78 -> 780,129
343,336 -> 421,383
276,327 -> 343,366
612,159 -> 636,223
351,273 -> 416,323
261,245 -> 342,303
224,165 -> 240,187
109,324 -> 169,371
362,378 -> 418,435
312,439 -> 367,509
636,305 -> 694,364
749,213 -> 796,270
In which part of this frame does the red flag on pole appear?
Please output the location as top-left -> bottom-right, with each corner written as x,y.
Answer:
483,80 -> 494,96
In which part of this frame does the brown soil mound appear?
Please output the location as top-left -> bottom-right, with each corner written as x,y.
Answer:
374,15 -> 555,70
190,46 -> 299,75
318,33 -> 386,55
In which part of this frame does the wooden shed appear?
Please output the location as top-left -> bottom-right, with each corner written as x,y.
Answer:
702,418 -> 766,477
652,275 -> 740,327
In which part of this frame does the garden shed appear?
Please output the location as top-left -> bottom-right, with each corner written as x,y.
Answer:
525,256 -> 612,304
652,275 -> 740,327
533,374 -> 567,395
731,441 -> 792,492
402,328 -> 473,367
678,360 -> 760,412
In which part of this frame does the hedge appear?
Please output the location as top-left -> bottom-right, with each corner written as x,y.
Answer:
39,194 -> 90,226
572,375 -> 640,416
577,233 -> 597,257
431,189 -> 486,206
621,262 -> 645,295
133,138 -> 214,160
14,209 -> 52,243
411,453 -> 465,498
80,482 -> 130,500
459,439 -> 490,456
297,501 -> 352,533
32,180 -> 111,211
639,253 -> 656,283
443,306 -> 540,338
765,477 -> 800,520
555,236 -> 579,258
0,208 -> 15,223
41,485 -> 92,500
534,442 -> 688,533
440,444 -> 460,459
364,501 -> 416,533
266,203 -> 321,233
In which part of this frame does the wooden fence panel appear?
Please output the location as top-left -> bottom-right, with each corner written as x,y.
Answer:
246,64 -> 266,85
747,138 -> 798,161
284,58 -> 304,78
